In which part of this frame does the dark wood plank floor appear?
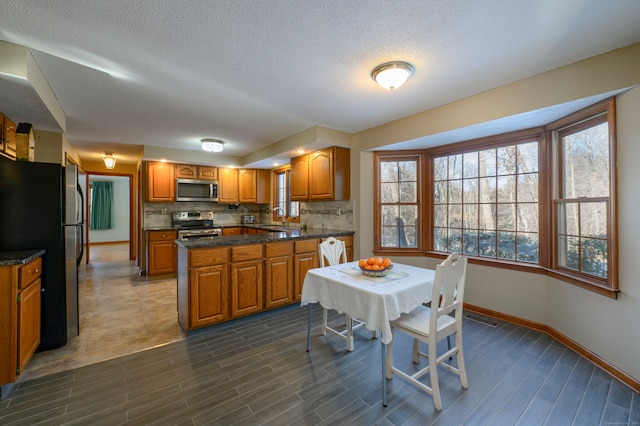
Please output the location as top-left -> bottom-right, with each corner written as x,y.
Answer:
1,304 -> 638,425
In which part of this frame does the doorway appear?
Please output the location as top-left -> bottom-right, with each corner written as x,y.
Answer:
84,173 -> 134,263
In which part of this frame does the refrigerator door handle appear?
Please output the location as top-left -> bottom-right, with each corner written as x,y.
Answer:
77,224 -> 84,266
76,183 -> 85,265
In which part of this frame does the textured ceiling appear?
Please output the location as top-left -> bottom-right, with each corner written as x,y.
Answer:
0,1 -> 639,167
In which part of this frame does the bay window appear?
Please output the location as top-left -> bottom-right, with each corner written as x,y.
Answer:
374,98 -> 617,296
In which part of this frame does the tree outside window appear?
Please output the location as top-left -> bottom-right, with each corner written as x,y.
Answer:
554,114 -> 612,282
376,155 -> 421,250
432,140 -> 539,263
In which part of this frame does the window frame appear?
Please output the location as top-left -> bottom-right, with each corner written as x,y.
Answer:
272,165 -> 300,223
428,131 -> 545,265
547,98 -> 617,292
373,151 -> 426,255
373,98 -> 618,298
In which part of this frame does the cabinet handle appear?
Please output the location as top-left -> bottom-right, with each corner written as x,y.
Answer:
33,268 -> 39,273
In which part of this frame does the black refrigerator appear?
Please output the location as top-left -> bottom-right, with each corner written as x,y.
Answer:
0,155 -> 84,351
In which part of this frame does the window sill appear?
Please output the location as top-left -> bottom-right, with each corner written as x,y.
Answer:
421,252 -> 619,299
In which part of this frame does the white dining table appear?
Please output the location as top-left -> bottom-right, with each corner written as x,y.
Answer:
301,261 -> 435,406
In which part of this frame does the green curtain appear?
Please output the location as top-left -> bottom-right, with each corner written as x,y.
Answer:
90,181 -> 114,230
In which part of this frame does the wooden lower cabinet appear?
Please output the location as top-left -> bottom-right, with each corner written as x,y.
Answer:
1,255 -> 42,386
178,246 -> 229,333
265,241 -> 293,309
294,239 -> 319,302
147,230 -> 177,275
177,236 -> 348,333
190,265 -> 227,328
231,245 -> 263,318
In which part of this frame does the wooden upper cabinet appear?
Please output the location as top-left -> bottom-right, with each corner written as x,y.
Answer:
239,169 -> 257,203
218,168 -> 239,203
290,154 -> 310,201
291,146 -> 350,201
238,169 -> 271,204
175,164 -> 198,179
147,161 -> 176,202
3,115 -> 17,159
198,166 -> 218,180
175,164 -> 218,181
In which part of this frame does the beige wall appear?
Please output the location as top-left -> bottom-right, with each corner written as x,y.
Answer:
352,43 -> 640,382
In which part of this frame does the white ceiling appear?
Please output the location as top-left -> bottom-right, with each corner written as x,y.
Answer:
1,1 -> 639,167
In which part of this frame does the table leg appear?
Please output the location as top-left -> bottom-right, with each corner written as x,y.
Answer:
306,304 -> 312,352
382,340 -> 388,407
346,315 -> 354,352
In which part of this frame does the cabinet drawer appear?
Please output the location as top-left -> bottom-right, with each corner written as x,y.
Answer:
266,241 -> 293,258
148,230 -> 177,242
295,239 -> 318,254
231,244 -> 263,262
223,227 -> 242,236
19,257 -> 42,289
190,247 -> 228,268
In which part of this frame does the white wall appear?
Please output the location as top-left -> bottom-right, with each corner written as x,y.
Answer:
352,43 -> 640,382
89,175 -> 130,243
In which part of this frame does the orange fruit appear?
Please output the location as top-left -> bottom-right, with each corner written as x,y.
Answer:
370,264 -> 380,270
358,259 -> 367,268
367,257 -> 375,266
383,258 -> 392,267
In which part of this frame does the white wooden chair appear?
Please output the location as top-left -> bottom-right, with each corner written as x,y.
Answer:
385,253 -> 469,410
318,237 -> 367,351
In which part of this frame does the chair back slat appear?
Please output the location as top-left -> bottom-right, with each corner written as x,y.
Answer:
431,253 -> 467,325
319,237 -> 347,267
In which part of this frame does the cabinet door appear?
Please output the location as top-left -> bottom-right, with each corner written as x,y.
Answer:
290,154 -> 309,201
309,148 -> 334,200
218,168 -> 239,203
18,277 -> 41,374
265,241 -> 293,309
190,266 -> 228,328
3,116 -> 17,159
149,241 -> 176,274
231,260 -> 263,317
175,164 -> 198,179
294,251 -> 318,302
239,169 -> 257,203
147,161 -> 176,202
199,166 -> 218,180
265,255 -> 293,309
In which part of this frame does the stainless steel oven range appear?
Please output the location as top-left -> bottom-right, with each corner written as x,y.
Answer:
172,211 -> 222,240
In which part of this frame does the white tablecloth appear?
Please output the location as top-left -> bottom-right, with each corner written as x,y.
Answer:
301,261 -> 435,344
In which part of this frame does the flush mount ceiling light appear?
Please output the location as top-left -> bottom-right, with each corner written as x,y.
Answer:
103,152 -> 116,169
201,138 -> 224,152
371,61 -> 415,90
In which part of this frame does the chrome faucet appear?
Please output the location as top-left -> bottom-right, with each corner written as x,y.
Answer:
272,207 -> 286,227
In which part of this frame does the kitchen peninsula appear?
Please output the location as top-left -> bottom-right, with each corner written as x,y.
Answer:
176,225 -> 353,334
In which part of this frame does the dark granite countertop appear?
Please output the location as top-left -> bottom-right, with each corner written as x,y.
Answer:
175,226 -> 353,249
0,249 -> 46,266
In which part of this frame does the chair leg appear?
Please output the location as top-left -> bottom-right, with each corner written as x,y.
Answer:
455,329 -> 469,389
321,308 -> 328,336
428,339 -> 443,411
412,338 -> 420,364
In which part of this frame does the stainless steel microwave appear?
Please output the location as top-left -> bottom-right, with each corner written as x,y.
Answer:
176,179 -> 218,202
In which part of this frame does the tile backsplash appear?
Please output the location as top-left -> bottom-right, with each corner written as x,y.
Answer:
143,200 -> 353,231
